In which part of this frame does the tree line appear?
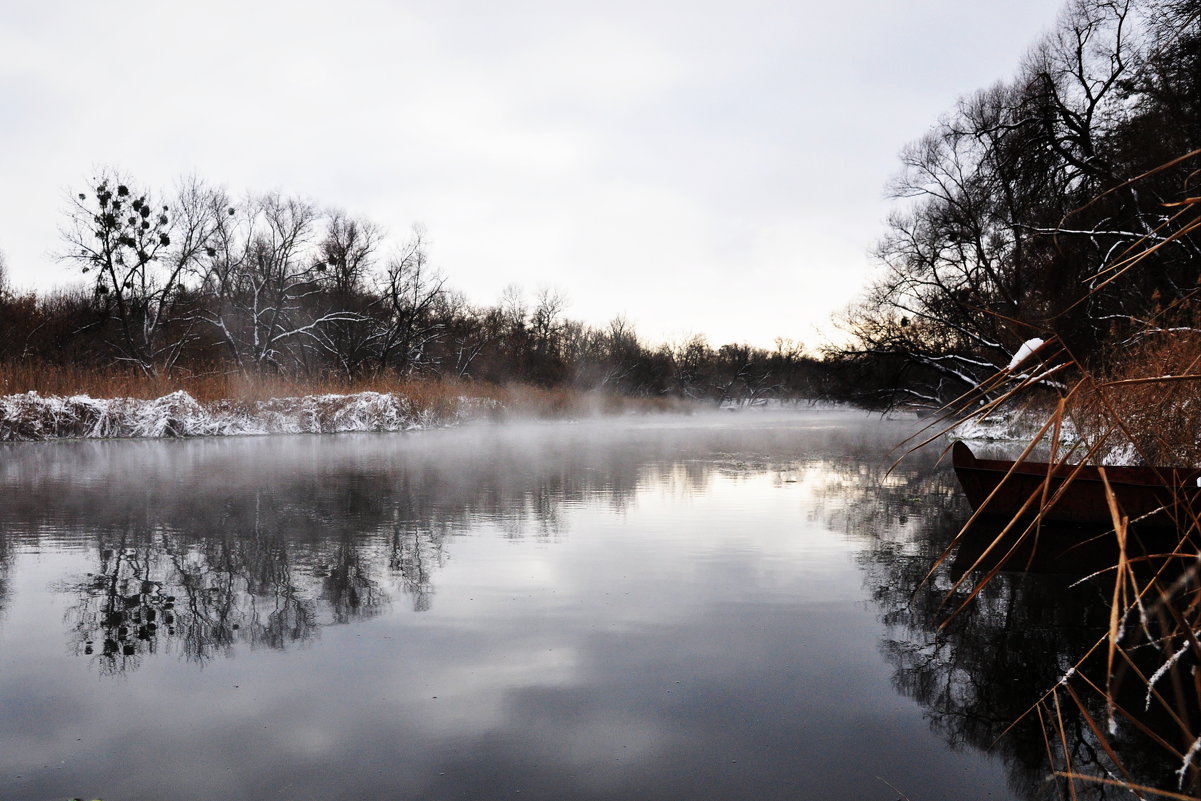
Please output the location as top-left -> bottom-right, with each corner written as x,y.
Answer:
0,178 -> 835,405
837,0 -> 1200,408
7,0 -> 1185,410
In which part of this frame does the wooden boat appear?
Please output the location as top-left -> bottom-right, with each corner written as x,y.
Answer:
951,441 -> 1201,528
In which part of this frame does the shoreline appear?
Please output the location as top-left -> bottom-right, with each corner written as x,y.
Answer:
0,390 -> 861,443
0,389 -> 494,442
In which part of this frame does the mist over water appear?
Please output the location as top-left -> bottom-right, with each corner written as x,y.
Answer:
0,411 -> 1111,800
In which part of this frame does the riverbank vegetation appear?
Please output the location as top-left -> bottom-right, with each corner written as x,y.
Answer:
863,0 -> 1201,798
0,193 -> 837,409
917,215 -> 1201,799
836,0 -> 1200,413
0,361 -> 690,417
831,0 -> 1201,797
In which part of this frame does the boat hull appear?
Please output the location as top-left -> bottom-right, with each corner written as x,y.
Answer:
951,441 -> 1201,528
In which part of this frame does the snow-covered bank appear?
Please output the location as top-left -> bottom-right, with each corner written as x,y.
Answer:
952,410 -> 1065,444
951,409 -> 1149,465
0,390 -> 497,442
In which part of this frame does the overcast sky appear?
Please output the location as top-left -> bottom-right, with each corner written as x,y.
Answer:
0,1 -> 1065,349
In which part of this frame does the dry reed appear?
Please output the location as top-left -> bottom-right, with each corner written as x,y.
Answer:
904,157 -> 1201,799
0,361 -> 693,419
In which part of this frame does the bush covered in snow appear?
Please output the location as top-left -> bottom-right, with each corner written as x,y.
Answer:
0,390 -> 495,442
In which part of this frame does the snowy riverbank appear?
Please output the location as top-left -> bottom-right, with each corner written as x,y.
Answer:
0,390 -> 496,442
951,408 -> 1147,466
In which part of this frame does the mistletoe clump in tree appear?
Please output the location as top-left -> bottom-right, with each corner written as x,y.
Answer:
64,175 -> 216,375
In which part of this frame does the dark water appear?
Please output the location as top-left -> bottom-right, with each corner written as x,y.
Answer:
0,411 -> 1119,800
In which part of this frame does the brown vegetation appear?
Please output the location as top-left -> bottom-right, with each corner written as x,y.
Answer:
0,361 -> 694,419
867,5 -> 1201,786
912,183 -> 1201,798
1068,317 -> 1201,469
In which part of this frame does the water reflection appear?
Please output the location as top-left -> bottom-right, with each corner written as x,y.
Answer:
1,416 -> 897,676
845,445 -> 1193,799
0,521 -> 10,626
2,412 -> 1160,801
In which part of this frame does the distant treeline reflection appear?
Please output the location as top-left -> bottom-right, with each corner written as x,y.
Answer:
62,513 -> 440,673
2,420 -> 881,674
35,441 -> 646,673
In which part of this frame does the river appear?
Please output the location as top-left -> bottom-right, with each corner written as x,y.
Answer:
0,410 -> 1116,800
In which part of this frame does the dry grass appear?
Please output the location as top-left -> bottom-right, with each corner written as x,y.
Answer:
902,163 -> 1201,799
1067,322 -> 1201,467
0,361 -> 693,419
0,362 -> 452,403
912,343 -> 1201,800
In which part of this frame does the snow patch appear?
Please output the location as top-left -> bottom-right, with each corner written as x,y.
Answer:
952,410 -> 1144,466
954,408 -> 1077,445
1007,338 -> 1045,370
0,390 -> 496,442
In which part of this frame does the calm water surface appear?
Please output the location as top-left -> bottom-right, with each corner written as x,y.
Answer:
0,411 -> 1108,800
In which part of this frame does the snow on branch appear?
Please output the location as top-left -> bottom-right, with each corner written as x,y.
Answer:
1006,338 -> 1045,370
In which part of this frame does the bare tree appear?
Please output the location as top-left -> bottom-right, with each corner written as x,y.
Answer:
373,228 -> 447,374
530,288 -> 567,353
197,192 -> 361,374
316,211 -> 382,376
439,291 -> 492,379
664,334 -> 713,400
60,172 -> 220,374
592,315 -> 643,390
319,211 -> 381,297
841,0 -> 1197,405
